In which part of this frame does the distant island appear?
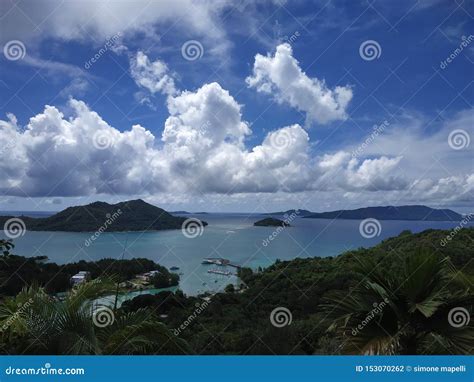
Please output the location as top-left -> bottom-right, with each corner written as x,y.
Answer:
265,209 -> 313,217
254,217 -> 290,227
0,199 -> 208,232
170,211 -> 209,215
304,205 -> 462,221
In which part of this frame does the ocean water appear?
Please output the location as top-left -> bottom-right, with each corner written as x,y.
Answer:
5,213 -> 469,296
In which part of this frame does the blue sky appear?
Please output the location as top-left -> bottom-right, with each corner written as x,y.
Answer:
0,0 -> 473,213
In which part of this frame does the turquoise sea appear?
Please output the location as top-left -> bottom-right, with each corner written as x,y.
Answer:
6,213 -> 470,296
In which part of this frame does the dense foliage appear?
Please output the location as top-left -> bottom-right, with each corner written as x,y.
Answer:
0,249 -> 179,296
121,227 -> 473,355
0,227 -> 472,355
0,281 -> 189,355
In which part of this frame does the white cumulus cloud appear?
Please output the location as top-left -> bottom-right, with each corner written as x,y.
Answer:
246,43 -> 353,125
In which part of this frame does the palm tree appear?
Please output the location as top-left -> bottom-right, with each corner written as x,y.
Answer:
324,250 -> 473,355
0,279 -> 190,355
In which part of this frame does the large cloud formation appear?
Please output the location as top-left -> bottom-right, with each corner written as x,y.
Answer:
1,0 -> 229,45
0,92 -> 402,198
0,49 -> 472,206
246,43 -> 353,125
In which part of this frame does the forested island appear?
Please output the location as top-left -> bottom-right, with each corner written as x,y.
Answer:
0,227 -> 472,355
303,205 -> 462,221
254,217 -> 290,227
0,199 -> 207,232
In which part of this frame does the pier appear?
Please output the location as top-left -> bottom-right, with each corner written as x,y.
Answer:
202,257 -> 241,269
